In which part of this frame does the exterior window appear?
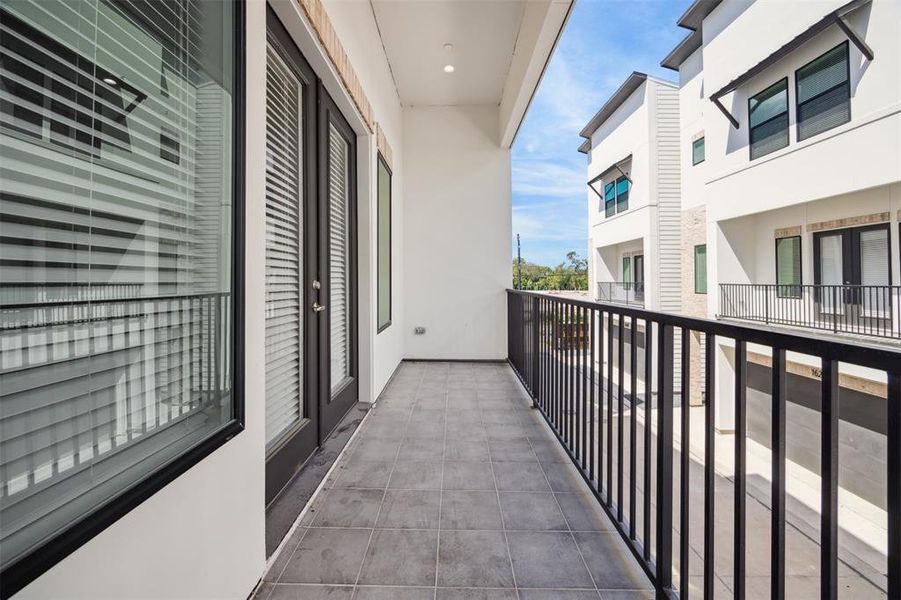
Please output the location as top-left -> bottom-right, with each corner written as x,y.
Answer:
622,256 -> 632,284
604,181 -> 615,217
692,137 -> 705,165
0,0 -> 241,590
377,154 -> 392,332
694,244 -> 708,294
748,78 -> 789,160
796,42 -> 850,141
776,236 -> 802,298
615,176 -> 629,213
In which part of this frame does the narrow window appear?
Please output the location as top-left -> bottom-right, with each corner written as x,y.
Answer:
604,181 -> 615,217
775,236 -> 802,298
694,244 -> 708,294
692,137 -> 705,165
748,78 -> 789,160
0,0 -> 242,588
622,256 -> 632,284
796,42 -> 850,141
615,176 -> 629,213
377,154 -> 392,332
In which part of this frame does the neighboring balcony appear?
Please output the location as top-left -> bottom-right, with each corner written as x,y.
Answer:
596,282 -> 645,307
719,283 -> 901,341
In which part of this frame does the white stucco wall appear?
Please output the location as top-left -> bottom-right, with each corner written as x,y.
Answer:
14,2 -> 271,597
701,1 -> 901,223
323,0 -> 406,399
403,105 -> 511,360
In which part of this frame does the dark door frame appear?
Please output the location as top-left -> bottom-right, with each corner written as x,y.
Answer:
264,7 -> 321,505
318,84 -> 359,441
813,223 -> 892,287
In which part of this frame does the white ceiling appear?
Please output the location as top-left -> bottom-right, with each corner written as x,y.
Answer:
371,0 -> 528,106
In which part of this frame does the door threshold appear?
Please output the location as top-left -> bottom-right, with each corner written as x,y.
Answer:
264,402 -> 370,556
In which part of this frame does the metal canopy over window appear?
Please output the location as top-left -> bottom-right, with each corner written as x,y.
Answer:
708,0 -> 872,129
588,155 -> 631,202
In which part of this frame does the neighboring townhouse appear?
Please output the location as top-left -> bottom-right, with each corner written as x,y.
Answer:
579,73 -> 681,315
662,0 -> 901,589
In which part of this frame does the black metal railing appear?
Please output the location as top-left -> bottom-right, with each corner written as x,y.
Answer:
597,281 -> 645,306
507,289 -> 901,600
719,283 -> 901,340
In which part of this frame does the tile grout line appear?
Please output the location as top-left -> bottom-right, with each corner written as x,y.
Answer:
525,394 -> 604,595
434,364 -> 449,600
486,387 -> 522,600
350,366 -> 423,594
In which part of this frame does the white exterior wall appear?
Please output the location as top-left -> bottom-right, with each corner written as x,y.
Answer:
675,0 -> 901,428
586,79 -> 681,314
403,105 -> 511,360
323,0 -> 406,398
701,0 -> 901,225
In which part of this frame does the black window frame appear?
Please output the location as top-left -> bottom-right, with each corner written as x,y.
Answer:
795,41 -> 851,142
748,77 -> 789,161
376,152 -> 392,333
0,2 -> 247,596
692,136 -> 705,165
604,181 -> 615,218
775,235 -> 802,298
694,244 -> 707,294
602,175 -> 629,219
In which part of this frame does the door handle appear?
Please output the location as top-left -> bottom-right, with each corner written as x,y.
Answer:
313,302 -> 326,313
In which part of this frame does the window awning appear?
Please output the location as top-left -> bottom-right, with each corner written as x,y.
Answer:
709,0 -> 873,129
587,155 -> 631,199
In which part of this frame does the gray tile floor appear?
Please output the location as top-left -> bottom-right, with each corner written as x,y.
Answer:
254,361 -> 652,600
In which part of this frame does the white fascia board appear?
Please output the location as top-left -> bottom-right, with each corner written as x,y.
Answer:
498,0 -> 574,149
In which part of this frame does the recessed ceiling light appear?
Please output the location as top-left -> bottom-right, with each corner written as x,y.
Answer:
443,64 -> 455,73
443,43 -> 454,52
102,77 -> 118,86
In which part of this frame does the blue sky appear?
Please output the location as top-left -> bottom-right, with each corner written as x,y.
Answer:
512,0 -> 689,267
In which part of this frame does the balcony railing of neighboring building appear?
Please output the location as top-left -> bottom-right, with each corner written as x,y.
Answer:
0,292 -> 231,562
719,283 -> 901,341
506,289 -> 901,600
596,281 -> 644,306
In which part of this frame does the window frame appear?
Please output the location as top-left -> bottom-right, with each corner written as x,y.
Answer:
694,244 -> 708,294
691,136 -> 705,165
795,41 -> 851,142
0,2 -> 247,596
376,152 -> 392,333
775,235 -> 802,299
615,175 -> 629,213
747,77 -> 789,161
604,181 -> 616,218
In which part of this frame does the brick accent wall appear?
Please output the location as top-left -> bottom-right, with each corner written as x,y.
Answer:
807,211 -> 889,232
295,0 -> 376,133
681,205 -> 707,404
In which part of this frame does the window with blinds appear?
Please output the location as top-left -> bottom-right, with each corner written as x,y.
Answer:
328,124 -> 351,393
749,78 -> 789,160
265,44 -> 304,448
377,155 -> 391,332
776,236 -> 802,298
604,182 -> 615,217
796,42 -> 850,141
692,137 -> 705,165
0,0 -> 238,575
694,245 -> 707,294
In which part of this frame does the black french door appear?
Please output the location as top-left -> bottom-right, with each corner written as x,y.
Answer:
319,89 -> 358,438
813,223 -> 892,321
264,9 -> 358,504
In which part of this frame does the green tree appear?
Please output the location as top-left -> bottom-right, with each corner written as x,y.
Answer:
512,251 -> 588,291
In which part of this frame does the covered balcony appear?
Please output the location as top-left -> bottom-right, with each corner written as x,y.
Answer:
1,1 -> 900,600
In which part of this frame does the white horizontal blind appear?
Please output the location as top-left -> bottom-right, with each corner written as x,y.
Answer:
0,0 -> 234,569
265,44 -> 304,447
328,124 -> 350,393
